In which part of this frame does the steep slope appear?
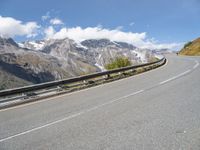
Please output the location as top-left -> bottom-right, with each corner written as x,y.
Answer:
81,39 -> 156,70
41,38 -> 100,73
0,37 -> 98,89
0,37 -> 158,90
179,38 -> 200,56
22,38 -> 156,71
0,67 -> 32,90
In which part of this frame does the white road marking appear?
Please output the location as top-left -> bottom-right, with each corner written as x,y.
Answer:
193,61 -> 199,69
159,60 -> 199,85
0,112 -> 84,143
0,90 -> 144,143
159,69 -> 191,85
0,59 -> 197,142
85,90 -> 144,112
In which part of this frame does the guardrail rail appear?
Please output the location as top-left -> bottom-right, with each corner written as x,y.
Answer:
0,57 -> 166,109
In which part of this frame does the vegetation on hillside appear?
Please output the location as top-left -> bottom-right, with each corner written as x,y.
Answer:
105,56 -> 132,70
183,41 -> 192,48
179,38 -> 200,56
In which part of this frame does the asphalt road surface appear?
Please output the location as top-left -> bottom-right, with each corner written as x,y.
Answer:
0,54 -> 200,150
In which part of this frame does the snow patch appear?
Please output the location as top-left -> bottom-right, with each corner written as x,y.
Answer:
95,63 -> 105,71
132,49 -> 147,63
75,42 -> 88,49
29,41 -> 45,50
17,43 -> 25,48
18,41 -> 45,51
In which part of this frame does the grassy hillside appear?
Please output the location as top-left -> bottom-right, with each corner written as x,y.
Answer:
179,38 -> 200,56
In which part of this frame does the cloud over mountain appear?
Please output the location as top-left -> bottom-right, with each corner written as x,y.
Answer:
50,18 -> 64,25
0,16 -> 183,50
0,16 -> 39,38
44,26 -> 182,50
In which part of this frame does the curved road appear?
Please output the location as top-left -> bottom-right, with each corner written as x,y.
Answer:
0,54 -> 200,150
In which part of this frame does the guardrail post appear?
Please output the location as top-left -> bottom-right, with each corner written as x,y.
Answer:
83,80 -> 86,83
104,74 -> 110,80
131,69 -> 136,73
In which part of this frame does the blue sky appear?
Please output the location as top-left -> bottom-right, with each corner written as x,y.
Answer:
0,0 -> 200,50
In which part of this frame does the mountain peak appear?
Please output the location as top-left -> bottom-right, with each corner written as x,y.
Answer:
81,39 -> 112,48
0,37 -> 18,47
80,38 -> 137,49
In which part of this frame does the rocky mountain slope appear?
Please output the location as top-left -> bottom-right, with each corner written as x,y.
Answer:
179,38 -> 200,56
0,37 -> 158,90
20,38 -> 157,70
0,37 -> 98,89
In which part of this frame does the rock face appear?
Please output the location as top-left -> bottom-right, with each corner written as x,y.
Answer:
179,38 -> 200,56
21,38 -> 156,69
80,39 -> 155,70
0,37 -> 157,90
0,37 -> 98,89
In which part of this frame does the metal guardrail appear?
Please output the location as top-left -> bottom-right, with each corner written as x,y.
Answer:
0,57 -> 166,97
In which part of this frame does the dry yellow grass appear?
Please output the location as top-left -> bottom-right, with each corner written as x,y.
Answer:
179,38 -> 200,56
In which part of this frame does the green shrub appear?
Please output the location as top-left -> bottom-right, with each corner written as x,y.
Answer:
105,57 -> 132,70
184,41 -> 192,48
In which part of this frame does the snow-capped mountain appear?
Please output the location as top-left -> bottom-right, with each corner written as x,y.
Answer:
80,39 -> 156,70
0,37 -> 98,89
18,38 -> 157,71
18,40 -> 46,50
0,36 -> 158,89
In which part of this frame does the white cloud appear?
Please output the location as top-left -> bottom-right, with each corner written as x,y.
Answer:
115,26 -> 123,30
50,18 -> 63,25
129,22 -> 135,26
44,26 -> 182,50
0,15 -> 183,50
139,40 -> 184,50
0,16 -> 39,38
45,26 -> 146,43
44,26 -> 55,38
42,12 -> 50,21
